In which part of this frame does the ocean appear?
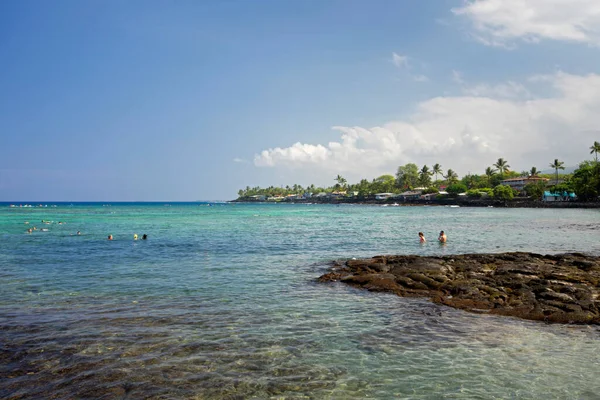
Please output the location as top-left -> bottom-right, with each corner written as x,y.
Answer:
1,202 -> 600,399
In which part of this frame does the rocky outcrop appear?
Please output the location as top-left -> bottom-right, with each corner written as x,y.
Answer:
318,252 -> 600,324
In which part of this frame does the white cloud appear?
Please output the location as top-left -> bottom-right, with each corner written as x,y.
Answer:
253,72 -> 600,183
233,158 -> 247,163
254,142 -> 330,167
392,52 -> 409,68
462,81 -> 531,98
453,0 -> 600,46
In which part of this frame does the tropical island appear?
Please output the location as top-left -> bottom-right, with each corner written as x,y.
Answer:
234,141 -> 600,207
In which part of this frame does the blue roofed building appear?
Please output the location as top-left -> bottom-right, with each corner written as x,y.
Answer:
542,191 -> 577,202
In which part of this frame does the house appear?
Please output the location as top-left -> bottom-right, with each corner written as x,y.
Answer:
249,195 -> 267,201
542,191 -> 576,202
398,190 -> 422,200
501,176 -> 549,192
375,193 -> 395,200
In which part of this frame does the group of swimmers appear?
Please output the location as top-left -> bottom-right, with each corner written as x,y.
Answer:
26,221 -> 148,241
418,230 -> 447,243
25,220 -> 64,233
107,234 -> 148,240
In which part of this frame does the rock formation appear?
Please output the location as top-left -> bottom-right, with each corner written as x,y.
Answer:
318,252 -> 600,324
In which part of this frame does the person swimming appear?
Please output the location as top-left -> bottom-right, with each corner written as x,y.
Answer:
418,232 -> 426,243
108,234 -> 113,240
438,230 -> 447,243
142,234 -> 147,240
133,233 -> 138,240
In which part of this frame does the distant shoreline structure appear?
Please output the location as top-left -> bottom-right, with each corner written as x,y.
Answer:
231,197 -> 600,208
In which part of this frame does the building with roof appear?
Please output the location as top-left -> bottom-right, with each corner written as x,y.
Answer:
375,193 -> 395,200
542,191 -> 577,202
501,176 -> 549,191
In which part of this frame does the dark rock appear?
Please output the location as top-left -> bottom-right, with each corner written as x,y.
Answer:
318,252 -> 600,324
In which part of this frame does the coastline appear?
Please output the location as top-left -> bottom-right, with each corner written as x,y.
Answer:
231,197 -> 600,208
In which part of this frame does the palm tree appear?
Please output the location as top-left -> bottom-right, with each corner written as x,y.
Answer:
493,158 -> 510,178
419,165 -> 432,187
335,175 -> 347,191
530,166 -> 539,177
432,163 -> 442,183
484,166 -> 496,185
444,169 -> 458,184
590,141 -> 600,163
549,158 -> 565,185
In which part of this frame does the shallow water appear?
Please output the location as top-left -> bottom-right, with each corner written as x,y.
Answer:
1,203 -> 600,398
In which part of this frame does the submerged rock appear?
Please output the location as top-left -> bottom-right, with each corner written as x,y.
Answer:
318,252 -> 600,324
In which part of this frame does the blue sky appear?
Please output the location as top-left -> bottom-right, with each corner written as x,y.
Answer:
1,0 -> 599,200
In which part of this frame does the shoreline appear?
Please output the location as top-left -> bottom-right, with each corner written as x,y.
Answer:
318,252 -> 600,325
231,198 -> 600,208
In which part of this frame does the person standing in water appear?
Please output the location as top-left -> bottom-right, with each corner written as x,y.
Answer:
438,231 -> 447,243
418,232 -> 426,243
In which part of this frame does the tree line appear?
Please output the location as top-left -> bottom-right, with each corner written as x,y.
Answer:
237,141 -> 600,202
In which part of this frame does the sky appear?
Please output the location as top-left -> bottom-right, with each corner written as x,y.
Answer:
1,0 -> 600,201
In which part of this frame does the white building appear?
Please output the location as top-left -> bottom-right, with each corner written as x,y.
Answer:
375,193 -> 395,200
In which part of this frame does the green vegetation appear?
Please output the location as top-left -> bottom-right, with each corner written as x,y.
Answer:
549,158 -> 565,185
237,142 -> 600,202
493,158 -> 510,179
523,181 -> 546,200
446,183 -> 467,195
571,161 -> 600,201
466,188 -> 493,198
590,141 -> 600,163
493,185 -> 515,200
396,163 -> 419,189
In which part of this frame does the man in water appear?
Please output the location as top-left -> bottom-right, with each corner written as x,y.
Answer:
418,232 -> 426,243
142,234 -> 147,240
438,231 -> 447,243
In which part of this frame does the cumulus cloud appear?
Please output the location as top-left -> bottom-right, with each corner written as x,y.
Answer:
453,0 -> 600,46
254,143 -> 330,167
253,72 -> 600,183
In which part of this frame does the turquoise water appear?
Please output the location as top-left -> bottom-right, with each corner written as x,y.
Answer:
1,202 -> 600,399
